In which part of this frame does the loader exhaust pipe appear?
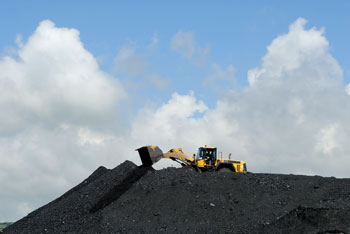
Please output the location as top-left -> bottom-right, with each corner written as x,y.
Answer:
136,145 -> 164,167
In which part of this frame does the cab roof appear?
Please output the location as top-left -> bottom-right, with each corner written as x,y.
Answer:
199,145 -> 217,149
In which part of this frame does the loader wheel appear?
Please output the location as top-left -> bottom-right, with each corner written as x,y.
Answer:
218,167 -> 233,173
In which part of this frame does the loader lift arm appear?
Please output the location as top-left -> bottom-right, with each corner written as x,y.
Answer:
136,145 -> 194,167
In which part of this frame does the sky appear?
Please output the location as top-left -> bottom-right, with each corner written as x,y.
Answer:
1,1 -> 350,222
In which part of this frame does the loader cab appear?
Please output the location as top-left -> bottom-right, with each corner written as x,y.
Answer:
196,146 -> 217,162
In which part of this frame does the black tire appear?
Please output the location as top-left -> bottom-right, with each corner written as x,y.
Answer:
218,167 -> 233,173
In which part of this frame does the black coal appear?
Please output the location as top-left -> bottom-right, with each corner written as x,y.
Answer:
3,161 -> 350,233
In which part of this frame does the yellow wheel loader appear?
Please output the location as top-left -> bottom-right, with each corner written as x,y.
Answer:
136,145 -> 247,173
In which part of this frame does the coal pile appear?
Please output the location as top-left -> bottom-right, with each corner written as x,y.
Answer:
4,161 -> 350,234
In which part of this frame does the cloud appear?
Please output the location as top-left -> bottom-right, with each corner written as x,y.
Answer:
346,84 -> 350,95
171,30 -> 210,64
315,123 -> 340,154
131,18 -> 350,179
130,91 -> 208,145
114,44 -> 170,90
171,31 -> 196,59
145,73 -> 171,91
0,20 -> 126,134
114,46 -> 148,76
148,33 -> 159,49
248,18 -> 343,86
0,20 -> 126,221
203,63 -> 236,89
211,64 -> 236,81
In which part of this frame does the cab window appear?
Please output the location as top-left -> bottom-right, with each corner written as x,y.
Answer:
196,148 -> 217,160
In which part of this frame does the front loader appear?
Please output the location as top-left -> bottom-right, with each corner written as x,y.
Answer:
136,145 -> 247,173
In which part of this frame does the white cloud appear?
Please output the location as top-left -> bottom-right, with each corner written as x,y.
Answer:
0,20 -> 126,134
287,97 -> 305,125
211,64 -> 236,81
15,34 -> 24,48
130,91 -> 208,145
114,46 -> 148,76
171,31 -> 196,59
346,84 -> 350,95
171,30 -> 210,64
0,20 -> 127,221
248,18 -> 343,86
203,63 -> 237,89
315,123 -> 340,154
114,44 -> 170,90
145,73 -> 171,91
78,127 -> 112,146
148,33 -> 159,49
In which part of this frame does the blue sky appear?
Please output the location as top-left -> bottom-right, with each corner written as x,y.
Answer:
1,1 -> 350,222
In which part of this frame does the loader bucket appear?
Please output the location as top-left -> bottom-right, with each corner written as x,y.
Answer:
136,145 -> 164,167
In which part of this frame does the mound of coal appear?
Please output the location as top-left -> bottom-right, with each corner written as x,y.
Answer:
4,161 -> 350,234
